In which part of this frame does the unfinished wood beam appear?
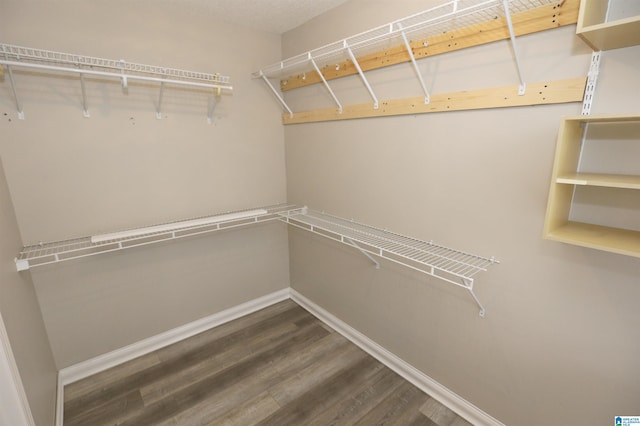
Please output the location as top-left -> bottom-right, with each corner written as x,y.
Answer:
282,77 -> 586,125
281,0 -> 580,92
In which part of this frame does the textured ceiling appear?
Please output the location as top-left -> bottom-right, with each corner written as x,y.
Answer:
167,0 -> 352,34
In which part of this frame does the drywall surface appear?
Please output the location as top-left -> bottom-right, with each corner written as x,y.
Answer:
0,159 -> 57,426
0,0 -> 289,368
31,222 -> 290,367
283,1 -> 640,425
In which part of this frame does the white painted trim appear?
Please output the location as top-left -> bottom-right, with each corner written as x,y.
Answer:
290,288 -> 505,426
55,287 -> 502,426
0,310 -> 35,426
56,288 -> 290,426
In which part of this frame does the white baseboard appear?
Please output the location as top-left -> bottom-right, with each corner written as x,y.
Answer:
56,287 -> 290,426
56,286 -> 502,426
289,288 -> 505,426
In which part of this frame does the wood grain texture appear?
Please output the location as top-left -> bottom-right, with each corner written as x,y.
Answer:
283,78 -> 587,125
64,299 -> 472,425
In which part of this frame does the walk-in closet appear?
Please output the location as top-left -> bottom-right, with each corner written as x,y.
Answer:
1,0 -> 639,425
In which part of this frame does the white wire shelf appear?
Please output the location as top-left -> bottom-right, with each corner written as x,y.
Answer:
256,0 -> 551,79
15,204 -> 302,272
0,43 -> 232,121
279,207 -> 499,317
254,0 -> 556,117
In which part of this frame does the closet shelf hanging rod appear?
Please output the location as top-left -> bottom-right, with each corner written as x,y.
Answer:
15,204 -> 302,271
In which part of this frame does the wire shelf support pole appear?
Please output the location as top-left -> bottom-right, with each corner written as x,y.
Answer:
344,237 -> 381,269
156,81 -> 165,119
344,41 -> 379,109
462,278 -> 486,317
259,70 -> 293,118
503,0 -> 526,95
79,73 -> 90,118
397,23 -> 431,104
309,53 -> 343,114
5,64 -> 24,120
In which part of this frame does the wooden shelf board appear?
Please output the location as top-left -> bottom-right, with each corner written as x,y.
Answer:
556,173 -> 640,189
577,14 -> 640,50
283,78 -> 586,125
545,221 -> 640,257
562,113 -> 640,124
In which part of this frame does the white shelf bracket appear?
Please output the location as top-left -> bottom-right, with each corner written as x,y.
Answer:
207,94 -> 218,125
259,71 -> 293,118
15,258 -> 29,272
156,81 -> 165,119
207,76 -> 223,124
397,23 -> 430,104
344,237 -> 380,269
581,51 -> 601,115
462,278 -> 485,317
79,73 -> 90,118
5,65 -> 25,120
119,60 -> 128,90
344,41 -> 379,109
309,54 -> 343,114
502,0 -> 526,95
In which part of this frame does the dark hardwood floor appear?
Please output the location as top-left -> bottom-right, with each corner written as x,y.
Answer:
64,299 -> 472,426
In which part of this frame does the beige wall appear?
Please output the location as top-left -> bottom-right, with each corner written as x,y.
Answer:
0,158 -> 57,426
0,0 -> 289,368
283,1 -> 640,425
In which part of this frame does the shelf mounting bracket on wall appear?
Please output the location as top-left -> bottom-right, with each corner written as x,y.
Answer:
344,41 -> 379,109
462,278 -> 486,318
156,80 -> 165,119
79,73 -> 90,118
258,69 -> 293,118
581,51 -> 601,115
502,0 -> 526,95
4,64 -> 25,120
207,80 -> 223,124
344,237 -> 380,269
309,53 -> 343,113
397,23 -> 430,104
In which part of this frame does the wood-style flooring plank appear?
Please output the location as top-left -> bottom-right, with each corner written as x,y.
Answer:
64,389 -> 144,426
420,396 -> 461,425
64,353 -> 162,402
210,391 -> 281,426
157,329 -> 347,426
256,355 -> 384,426
64,299 -> 473,426
306,364 -> 406,426
352,381 -> 430,426
139,316 -> 300,405
118,320 -> 329,426
154,299 -> 299,362
64,302 -> 307,419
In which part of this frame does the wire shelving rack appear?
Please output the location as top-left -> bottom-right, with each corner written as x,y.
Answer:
279,207 -> 499,317
15,204 -> 301,272
0,43 -> 233,121
254,0 -> 558,117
